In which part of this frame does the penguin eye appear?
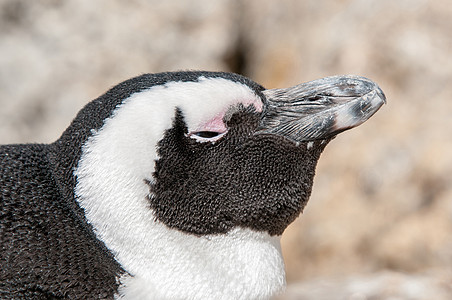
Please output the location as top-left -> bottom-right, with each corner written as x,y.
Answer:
193,131 -> 221,138
189,130 -> 227,143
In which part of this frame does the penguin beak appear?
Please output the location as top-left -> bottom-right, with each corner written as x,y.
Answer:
257,75 -> 386,142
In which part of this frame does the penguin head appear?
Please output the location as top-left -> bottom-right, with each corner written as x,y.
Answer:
58,71 -> 385,238
146,72 -> 386,236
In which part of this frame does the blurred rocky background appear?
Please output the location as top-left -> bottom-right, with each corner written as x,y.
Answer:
0,0 -> 451,299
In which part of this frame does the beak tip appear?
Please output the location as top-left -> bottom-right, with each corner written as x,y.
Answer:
377,87 -> 387,105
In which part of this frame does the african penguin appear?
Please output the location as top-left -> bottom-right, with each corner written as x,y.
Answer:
0,71 -> 385,299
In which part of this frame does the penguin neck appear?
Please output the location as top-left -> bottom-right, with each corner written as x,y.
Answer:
75,142 -> 286,299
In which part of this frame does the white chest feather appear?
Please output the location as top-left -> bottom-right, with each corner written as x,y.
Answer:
115,228 -> 285,300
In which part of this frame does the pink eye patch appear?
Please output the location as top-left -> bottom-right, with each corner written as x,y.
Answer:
188,99 -> 263,143
195,111 -> 228,133
189,111 -> 228,142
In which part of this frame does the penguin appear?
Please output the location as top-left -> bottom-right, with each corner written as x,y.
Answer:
0,71 -> 385,300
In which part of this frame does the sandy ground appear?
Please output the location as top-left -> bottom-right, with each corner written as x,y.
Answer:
1,0 -> 451,298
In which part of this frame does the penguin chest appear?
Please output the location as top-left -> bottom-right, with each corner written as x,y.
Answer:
114,227 -> 286,300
